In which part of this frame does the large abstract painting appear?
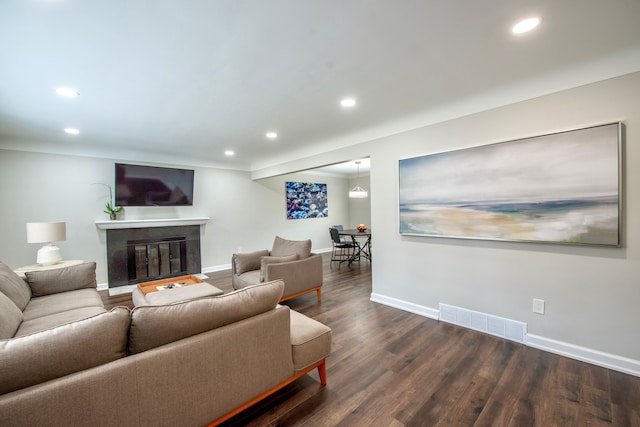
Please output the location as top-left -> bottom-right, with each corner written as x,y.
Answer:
286,182 -> 328,219
399,123 -> 621,246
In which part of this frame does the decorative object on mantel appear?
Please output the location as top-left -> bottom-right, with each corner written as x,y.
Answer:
26,221 -> 66,265
349,160 -> 368,199
93,183 -> 123,220
104,202 -> 123,220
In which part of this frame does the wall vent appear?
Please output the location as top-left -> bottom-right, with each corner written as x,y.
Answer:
438,303 -> 527,344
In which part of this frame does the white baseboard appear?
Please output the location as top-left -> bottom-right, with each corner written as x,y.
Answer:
370,293 -> 439,319
202,264 -> 231,273
526,334 -> 640,377
370,293 -> 640,378
107,284 -> 136,296
314,247 -> 333,254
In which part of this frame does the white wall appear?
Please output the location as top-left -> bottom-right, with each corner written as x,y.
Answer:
0,153 -> 350,283
348,174 -> 371,229
256,171 -> 351,251
367,71 -> 640,366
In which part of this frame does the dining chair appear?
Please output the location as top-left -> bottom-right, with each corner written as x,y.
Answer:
329,228 -> 357,267
332,224 -> 348,242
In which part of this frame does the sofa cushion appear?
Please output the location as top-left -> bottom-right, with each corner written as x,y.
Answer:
0,261 -> 31,311
260,254 -> 298,282
128,280 -> 285,354
0,291 -> 22,339
16,306 -> 108,337
0,307 -> 131,396
25,262 -> 97,297
289,310 -> 332,373
270,236 -> 312,259
233,250 -> 269,275
21,288 -> 105,322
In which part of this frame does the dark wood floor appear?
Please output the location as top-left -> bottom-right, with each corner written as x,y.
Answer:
101,255 -> 640,426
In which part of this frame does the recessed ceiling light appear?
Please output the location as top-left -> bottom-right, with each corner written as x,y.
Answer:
512,17 -> 541,34
266,132 -> 278,139
64,128 -> 79,135
224,150 -> 234,156
56,87 -> 80,97
340,97 -> 356,108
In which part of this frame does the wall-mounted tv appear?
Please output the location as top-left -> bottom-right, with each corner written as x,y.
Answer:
115,163 -> 195,206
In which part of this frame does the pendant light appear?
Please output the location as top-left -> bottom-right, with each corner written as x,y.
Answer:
349,160 -> 368,199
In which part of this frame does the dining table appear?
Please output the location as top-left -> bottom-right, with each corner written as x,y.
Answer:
338,229 -> 372,264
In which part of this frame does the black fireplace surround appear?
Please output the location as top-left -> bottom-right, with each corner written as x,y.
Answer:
106,225 -> 201,288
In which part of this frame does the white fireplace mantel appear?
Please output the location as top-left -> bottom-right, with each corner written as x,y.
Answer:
95,217 -> 210,230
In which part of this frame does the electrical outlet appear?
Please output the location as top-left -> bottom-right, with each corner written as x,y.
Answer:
532,298 -> 545,314
237,247 -> 242,253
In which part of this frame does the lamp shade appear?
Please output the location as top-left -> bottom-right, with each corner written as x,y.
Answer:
26,222 -> 66,265
26,222 -> 66,243
348,160 -> 369,199
348,187 -> 369,198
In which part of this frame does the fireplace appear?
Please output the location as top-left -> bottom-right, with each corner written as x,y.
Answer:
106,225 -> 201,288
128,236 -> 187,280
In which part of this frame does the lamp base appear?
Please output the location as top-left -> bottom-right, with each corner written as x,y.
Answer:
36,244 -> 62,266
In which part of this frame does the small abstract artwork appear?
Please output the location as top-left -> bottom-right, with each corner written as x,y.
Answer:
286,182 -> 328,219
399,123 -> 621,246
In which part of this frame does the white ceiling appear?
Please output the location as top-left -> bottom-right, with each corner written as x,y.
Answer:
310,157 -> 370,177
1,1 -> 639,174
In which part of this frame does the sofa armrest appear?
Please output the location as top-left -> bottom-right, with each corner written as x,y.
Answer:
264,254 -> 323,297
25,262 -> 97,297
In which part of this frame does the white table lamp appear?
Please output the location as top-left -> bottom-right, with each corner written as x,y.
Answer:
26,222 -> 66,265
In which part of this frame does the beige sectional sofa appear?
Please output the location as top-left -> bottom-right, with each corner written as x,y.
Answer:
0,261 -> 331,426
232,236 -> 323,302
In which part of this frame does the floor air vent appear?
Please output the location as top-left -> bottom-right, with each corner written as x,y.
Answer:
439,303 -> 527,344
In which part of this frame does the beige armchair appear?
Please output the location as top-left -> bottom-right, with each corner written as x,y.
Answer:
231,236 -> 323,302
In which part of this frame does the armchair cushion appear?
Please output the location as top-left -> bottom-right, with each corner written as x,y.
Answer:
25,262 -> 97,297
0,261 -> 31,311
270,236 -> 312,259
233,250 -> 269,276
234,270 -> 261,289
260,255 -> 298,282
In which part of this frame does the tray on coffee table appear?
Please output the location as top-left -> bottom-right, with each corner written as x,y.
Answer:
137,275 -> 205,295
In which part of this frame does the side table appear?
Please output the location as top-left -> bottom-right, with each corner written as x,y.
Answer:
14,259 -> 84,279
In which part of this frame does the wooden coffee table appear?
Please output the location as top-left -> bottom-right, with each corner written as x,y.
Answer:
137,274 -> 205,295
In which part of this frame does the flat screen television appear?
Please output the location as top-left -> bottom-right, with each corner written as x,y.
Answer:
115,163 -> 195,206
